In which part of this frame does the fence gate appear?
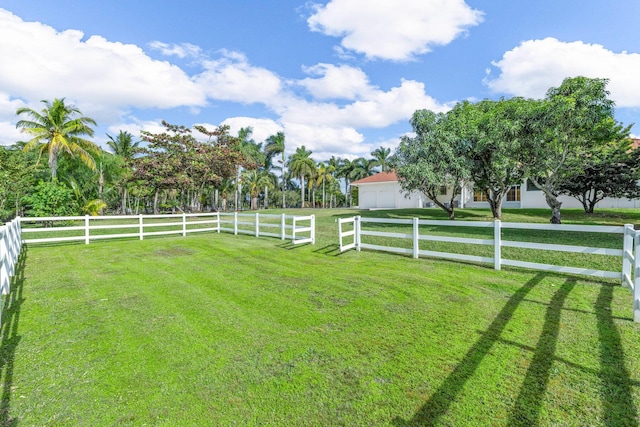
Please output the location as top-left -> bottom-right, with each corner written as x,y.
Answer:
338,216 -> 358,252
292,215 -> 315,245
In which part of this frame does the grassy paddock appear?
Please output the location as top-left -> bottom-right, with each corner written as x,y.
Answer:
2,208 -> 640,425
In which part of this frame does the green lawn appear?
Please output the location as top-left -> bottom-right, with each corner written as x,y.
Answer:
2,208 -> 639,426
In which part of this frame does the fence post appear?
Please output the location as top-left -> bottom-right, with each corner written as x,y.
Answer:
281,214 -> 286,240
494,219 -> 501,270
182,213 -> 187,237
311,215 -> 316,245
634,232 -> 640,323
85,215 -> 90,244
623,224 -> 633,287
413,217 -> 419,259
255,213 -> 260,238
356,216 -> 361,252
0,227 -> 7,295
292,216 -> 297,242
139,214 -> 144,240
17,217 -> 22,252
234,212 -> 238,235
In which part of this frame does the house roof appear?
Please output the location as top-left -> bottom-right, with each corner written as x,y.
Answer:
631,138 -> 640,150
351,170 -> 399,185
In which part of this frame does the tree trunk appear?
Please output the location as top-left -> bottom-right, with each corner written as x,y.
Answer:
153,190 -> 159,214
300,175 -> 305,207
264,186 -> 269,209
544,192 -> 562,224
322,181 -> 326,208
122,187 -> 128,214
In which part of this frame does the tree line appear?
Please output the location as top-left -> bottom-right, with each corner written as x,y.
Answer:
0,99 -> 393,221
394,77 -> 639,223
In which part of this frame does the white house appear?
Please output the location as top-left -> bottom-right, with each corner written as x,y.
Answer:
351,171 -> 640,210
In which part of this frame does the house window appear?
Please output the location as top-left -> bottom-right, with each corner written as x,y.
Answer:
526,178 -> 542,191
473,190 -> 487,202
506,185 -> 521,202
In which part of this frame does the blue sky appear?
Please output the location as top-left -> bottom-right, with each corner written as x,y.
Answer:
1,0 -> 639,161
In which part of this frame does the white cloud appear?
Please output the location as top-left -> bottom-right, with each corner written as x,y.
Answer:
0,121 -> 24,146
149,41 -> 202,59
0,9 -> 206,118
486,37 -> 640,107
307,0 -> 483,61
220,117 -> 283,144
194,50 -> 283,104
297,64 -> 375,100
282,122 -> 366,160
278,79 -> 446,129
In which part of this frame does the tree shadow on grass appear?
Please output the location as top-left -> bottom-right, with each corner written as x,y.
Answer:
0,249 -> 25,427
595,284 -> 638,426
393,273 -> 546,426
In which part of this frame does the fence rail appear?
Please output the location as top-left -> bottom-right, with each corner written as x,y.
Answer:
19,213 -> 315,246
338,216 -> 640,322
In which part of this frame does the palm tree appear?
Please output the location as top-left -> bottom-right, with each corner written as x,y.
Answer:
337,158 -> 356,207
316,161 -> 336,208
234,127 -> 263,209
264,131 -> 286,208
288,146 -> 316,207
350,157 -> 377,182
370,146 -> 392,172
106,130 -> 140,159
106,130 -> 140,213
242,170 -> 272,210
218,178 -> 234,211
16,98 -> 98,181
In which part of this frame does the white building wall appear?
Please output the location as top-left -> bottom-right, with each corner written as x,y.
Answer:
356,178 -> 640,210
356,182 -> 424,209
520,188 -> 640,209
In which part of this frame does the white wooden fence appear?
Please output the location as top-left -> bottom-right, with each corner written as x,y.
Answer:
339,216 -> 640,322
19,213 -> 315,246
0,218 -> 22,325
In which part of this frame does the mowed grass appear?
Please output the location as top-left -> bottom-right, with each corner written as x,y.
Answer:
2,208 -> 640,426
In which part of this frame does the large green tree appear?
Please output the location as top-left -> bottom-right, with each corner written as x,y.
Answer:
394,109 -> 471,219
522,77 -> 628,223
448,98 -> 531,219
558,137 -> 637,213
134,122 -> 244,213
16,98 -> 98,181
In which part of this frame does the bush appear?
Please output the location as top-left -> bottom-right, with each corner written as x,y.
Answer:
22,181 -> 79,217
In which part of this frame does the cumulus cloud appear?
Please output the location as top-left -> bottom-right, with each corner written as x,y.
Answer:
282,122 -> 366,159
486,37 -> 640,107
278,79 -> 446,129
297,64 -> 375,100
194,50 -> 283,104
0,9 -> 206,120
307,0 -> 483,61
220,117 -> 284,144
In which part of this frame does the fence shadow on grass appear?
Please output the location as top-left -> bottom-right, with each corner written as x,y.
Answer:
595,284 -> 638,427
393,273 -> 547,427
507,278 -> 576,425
0,249 -> 25,427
